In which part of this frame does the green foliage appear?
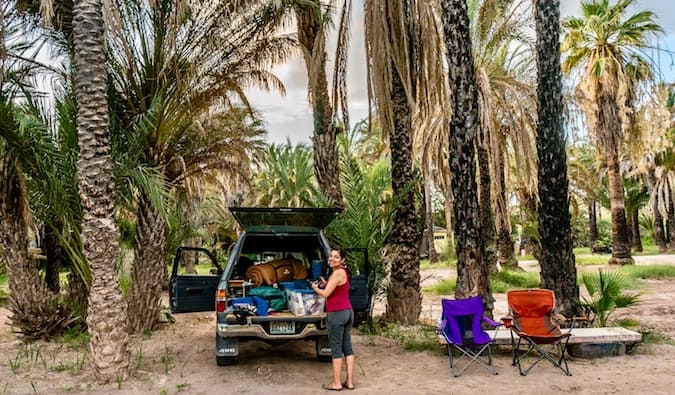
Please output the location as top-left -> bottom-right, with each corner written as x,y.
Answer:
490,270 -> 540,293
250,142 -> 321,207
325,157 -> 393,296
619,264 -> 675,282
578,269 -> 641,327
425,278 -> 456,295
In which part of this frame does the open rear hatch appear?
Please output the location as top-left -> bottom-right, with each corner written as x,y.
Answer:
229,207 -> 342,233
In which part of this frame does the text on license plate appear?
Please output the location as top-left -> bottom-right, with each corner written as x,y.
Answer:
270,321 -> 295,334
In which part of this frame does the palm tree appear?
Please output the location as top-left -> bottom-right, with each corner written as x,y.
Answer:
108,0 -> 295,333
294,0 -> 350,206
72,0 -> 130,381
440,0 -> 492,312
468,0 -> 538,272
562,0 -> 662,265
534,0 -> 578,317
364,0 -> 422,324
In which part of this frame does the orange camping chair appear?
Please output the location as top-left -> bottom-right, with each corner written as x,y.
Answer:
503,289 -> 574,376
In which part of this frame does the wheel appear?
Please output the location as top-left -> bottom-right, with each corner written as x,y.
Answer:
216,356 -> 236,366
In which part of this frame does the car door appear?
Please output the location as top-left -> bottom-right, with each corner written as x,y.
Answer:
344,248 -> 373,324
169,247 -> 223,313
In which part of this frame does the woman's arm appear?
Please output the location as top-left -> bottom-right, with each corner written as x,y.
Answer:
311,268 -> 346,298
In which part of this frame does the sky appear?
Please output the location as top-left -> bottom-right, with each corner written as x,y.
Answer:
246,0 -> 675,145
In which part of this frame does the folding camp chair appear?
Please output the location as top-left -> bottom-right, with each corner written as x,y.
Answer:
503,289 -> 575,376
437,296 -> 502,377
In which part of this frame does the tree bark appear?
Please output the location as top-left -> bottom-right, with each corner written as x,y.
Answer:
477,134 -> 497,272
631,209 -> 642,252
383,65 -> 422,325
646,169 -> 667,252
440,0 -> 493,316
589,200 -> 598,250
606,149 -> 633,264
73,0 -> 130,381
667,192 -> 675,252
1,154 -> 62,338
42,222 -> 63,293
423,165 -> 438,263
443,187 -> 454,256
127,192 -> 168,333
534,0 -> 578,317
494,143 -> 517,270
297,3 -> 343,206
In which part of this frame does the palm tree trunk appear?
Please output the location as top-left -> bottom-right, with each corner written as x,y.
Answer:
42,222 -> 63,293
127,192 -> 167,333
297,3 -> 343,206
477,135 -> 496,272
73,0 -> 130,381
494,141 -> 517,270
423,165 -> 438,263
589,200 -> 598,251
534,0 -> 578,316
606,150 -> 633,264
1,155 -> 62,338
667,192 -> 675,252
443,187 -> 454,255
383,65 -> 422,325
440,0 -> 493,316
631,209 -> 642,252
646,169 -> 667,252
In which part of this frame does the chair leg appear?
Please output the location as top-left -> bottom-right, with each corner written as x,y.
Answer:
512,338 -> 572,376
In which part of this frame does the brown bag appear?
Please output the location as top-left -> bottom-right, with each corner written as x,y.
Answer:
246,257 -> 308,287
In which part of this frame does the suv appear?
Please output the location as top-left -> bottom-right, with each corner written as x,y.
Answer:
169,207 -> 372,366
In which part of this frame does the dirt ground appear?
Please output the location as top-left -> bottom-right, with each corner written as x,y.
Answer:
0,256 -> 674,394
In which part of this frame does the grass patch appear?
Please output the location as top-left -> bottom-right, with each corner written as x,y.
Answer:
420,258 -> 455,270
490,270 -> 540,293
358,319 -> 442,353
425,270 -> 540,295
575,255 -> 610,265
640,329 -> 675,346
424,278 -> 456,295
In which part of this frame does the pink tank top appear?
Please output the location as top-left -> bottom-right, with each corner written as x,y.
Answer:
326,267 -> 352,312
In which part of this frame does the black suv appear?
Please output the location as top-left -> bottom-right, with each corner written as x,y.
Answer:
169,207 -> 372,366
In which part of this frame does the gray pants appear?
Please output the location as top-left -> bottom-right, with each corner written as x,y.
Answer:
327,309 -> 354,359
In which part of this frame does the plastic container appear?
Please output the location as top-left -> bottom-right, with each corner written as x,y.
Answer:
286,289 -> 325,316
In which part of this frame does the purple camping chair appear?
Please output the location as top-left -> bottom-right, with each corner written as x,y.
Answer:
437,296 -> 502,376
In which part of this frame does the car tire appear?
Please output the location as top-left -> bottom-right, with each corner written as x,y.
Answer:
216,356 -> 236,366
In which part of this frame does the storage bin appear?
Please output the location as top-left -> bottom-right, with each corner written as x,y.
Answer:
285,289 -> 325,316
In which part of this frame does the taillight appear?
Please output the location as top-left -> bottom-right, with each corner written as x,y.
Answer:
215,288 -> 227,312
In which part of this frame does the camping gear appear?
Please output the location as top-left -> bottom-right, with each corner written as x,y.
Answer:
230,296 -> 269,316
503,289 -> 576,376
437,296 -> 501,376
247,285 -> 287,311
245,257 -> 308,287
286,289 -> 325,316
310,260 -> 325,280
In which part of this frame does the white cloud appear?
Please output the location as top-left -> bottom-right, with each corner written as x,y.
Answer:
249,0 -> 675,145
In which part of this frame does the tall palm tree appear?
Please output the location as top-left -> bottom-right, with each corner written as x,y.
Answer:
468,0 -> 537,272
364,0 -> 422,324
72,0 -> 130,381
440,0 -> 492,312
562,0 -> 662,265
295,0 -> 350,206
108,0 -> 295,333
534,0 -> 578,317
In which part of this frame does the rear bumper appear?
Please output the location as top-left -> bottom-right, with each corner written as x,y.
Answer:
217,322 -> 327,340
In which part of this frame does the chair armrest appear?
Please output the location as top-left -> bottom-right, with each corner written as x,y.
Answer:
500,316 -> 513,328
482,316 -> 502,328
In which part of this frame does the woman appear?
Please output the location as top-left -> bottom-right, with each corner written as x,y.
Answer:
311,247 -> 355,391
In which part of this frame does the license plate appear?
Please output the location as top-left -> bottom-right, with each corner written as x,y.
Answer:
270,321 -> 295,334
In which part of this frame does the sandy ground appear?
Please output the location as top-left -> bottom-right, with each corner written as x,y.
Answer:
0,255 -> 674,394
